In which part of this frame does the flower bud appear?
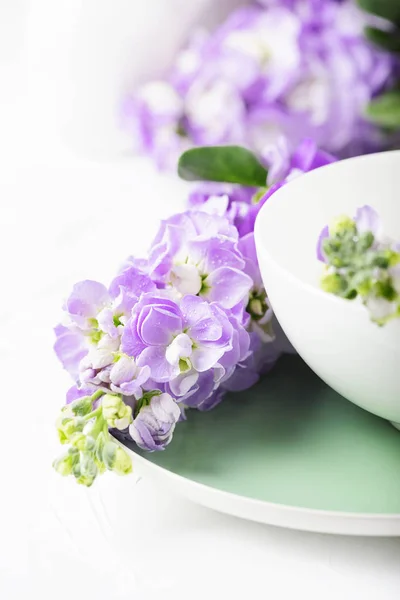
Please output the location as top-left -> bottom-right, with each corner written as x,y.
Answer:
102,394 -> 133,430
53,453 -> 73,477
102,441 -> 132,475
70,396 -> 94,417
249,297 -> 263,317
330,215 -> 355,236
113,447 -> 133,476
321,272 -> 348,296
56,416 -> 84,444
70,433 -> 86,451
75,453 -> 98,487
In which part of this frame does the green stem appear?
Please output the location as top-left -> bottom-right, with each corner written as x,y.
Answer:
83,406 -> 102,422
103,422 -> 111,440
90,390 -> 105,403
81,390 -> 106,421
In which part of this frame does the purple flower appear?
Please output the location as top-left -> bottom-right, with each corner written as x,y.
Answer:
221,332 -> 281,392
209,6 -> 302,102
122,293 -> 234,389
261,137 -> 336,202
54,324 -> 87,380
123,1 -> 395,166
180,369 -> 225,411
63,280 -> 110,332
60,268 -> 155,342
107,355 -> 151,397
121,82 -> 189,170
129,392 -> 181,451
178,312 -> 251,407
79,335 -> 150,399
55,268 -> 156,397
188,183 -> 259,238
97,267 -> 156,339
147,211 -> 252,309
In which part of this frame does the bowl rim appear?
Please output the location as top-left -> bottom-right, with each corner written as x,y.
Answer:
254,150 -> 400,324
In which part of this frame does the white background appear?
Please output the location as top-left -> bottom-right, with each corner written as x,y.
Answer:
0,2 -> 399,599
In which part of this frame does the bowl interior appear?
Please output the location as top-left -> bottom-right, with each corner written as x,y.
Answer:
256,151 -> 400,287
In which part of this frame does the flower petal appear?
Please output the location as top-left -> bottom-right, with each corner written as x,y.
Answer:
136,346 -> 179,382
191,346 -> 225,372
204,267 -> 252,308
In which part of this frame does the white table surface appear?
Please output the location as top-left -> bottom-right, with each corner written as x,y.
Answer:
0,6 -> 399,599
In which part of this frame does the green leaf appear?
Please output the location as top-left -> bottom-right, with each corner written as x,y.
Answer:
365,91 -> 400,128
365,26 -> 400,53
178,145 -> 268,187
357,0 -> 400,25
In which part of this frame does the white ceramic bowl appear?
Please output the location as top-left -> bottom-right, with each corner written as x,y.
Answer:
255,151 -> 400,424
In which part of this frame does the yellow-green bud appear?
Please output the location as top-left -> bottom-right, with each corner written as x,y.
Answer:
53,454 -> 73,477
321,272 -> 346,295
330,215 -> 355,236
113,447 -> 133,476
70,396 -> 94,417
76,454 -> 98,487
70,432 -> 87,451
249,298 -> 263,317
102,441 -> 132,475
102,394 -> 133,430
56,416 -> 84,444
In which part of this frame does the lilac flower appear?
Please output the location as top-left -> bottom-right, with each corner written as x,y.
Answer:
147,211 -> 252,309
97,267 -> 156,339
129,392 -> 181,451
209,6 -> 302,102
79,335 -> 150,399
177,312 -> 251,407
252,1 -> 394,156
63,280 -> 110,333
122,293 -> 234,390
188,183 -> 259,238
261,137 -> 336,202
59,268 -> 155,342
221,332 -> 281,392
54,324 -> 87,381
108,355 -> 151,397
121,81 -> 189,170
123,1 -> 395,166
179,369 -> 225,411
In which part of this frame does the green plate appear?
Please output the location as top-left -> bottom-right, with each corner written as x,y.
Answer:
123,356 -> 400,535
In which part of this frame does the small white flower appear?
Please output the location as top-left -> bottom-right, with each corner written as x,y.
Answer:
166,333 -> 193,367
170,264 -> 202,296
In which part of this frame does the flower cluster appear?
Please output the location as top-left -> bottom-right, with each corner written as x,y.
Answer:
54,200 -> 281,485
317,205 -> 400,324
122,0 -> 395,169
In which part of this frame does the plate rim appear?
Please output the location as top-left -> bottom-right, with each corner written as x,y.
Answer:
126,446 -> 400,537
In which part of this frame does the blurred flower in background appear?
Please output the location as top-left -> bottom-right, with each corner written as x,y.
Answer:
122,0 -> 397,169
